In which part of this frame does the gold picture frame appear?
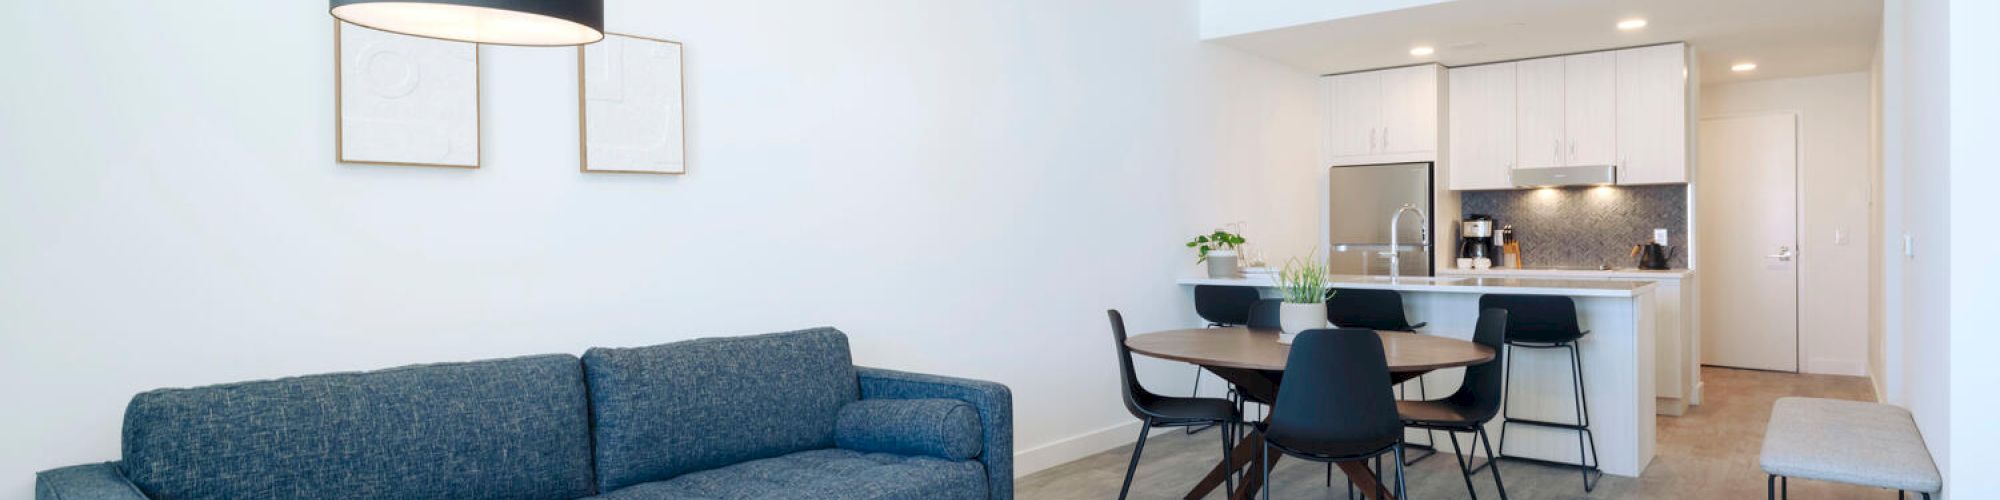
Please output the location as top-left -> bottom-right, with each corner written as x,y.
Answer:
578,32 -> 687,174
334,20 -> 482,169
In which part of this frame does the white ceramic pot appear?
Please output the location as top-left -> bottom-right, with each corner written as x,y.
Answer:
1204,250 -> 1240,279
1277,302 -> 1327,344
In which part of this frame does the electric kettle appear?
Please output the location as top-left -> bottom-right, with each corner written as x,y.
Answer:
1632,243 -> 1678,270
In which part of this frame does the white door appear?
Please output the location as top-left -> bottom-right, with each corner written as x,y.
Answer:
1563,51 -> 1618,166
1325,72 -> 1382,158
1448,62 -> 1516,190
1699,113 -> 1799,372
1515,57 -> 1566,168
1616,44 -> 1689,185
1379,65 -> 1436,154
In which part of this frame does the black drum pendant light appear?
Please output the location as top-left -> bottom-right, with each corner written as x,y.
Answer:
330,0 -> 604,46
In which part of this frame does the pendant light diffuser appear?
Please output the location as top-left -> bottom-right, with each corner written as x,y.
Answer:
330,0 -> 603,46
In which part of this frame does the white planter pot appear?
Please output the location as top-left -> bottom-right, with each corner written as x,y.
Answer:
1204,251 -> 1240,279
1277,302 -> 1327,344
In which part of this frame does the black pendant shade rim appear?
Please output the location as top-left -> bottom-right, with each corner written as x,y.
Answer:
329,0 -> 605,47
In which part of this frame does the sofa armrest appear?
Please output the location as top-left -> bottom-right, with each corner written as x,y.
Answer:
835,398 -> 984,460
856,367 -> 1012,500
36,462 -> 148,500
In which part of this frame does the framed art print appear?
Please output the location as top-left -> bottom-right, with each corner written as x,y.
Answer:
580,33 -> 685,174
335,20 -> 480,168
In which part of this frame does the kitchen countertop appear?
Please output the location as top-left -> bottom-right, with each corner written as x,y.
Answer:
1438,267 -> 1695,280
1178,274 -> 1657,298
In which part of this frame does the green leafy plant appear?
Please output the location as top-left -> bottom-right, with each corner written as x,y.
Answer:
1185,230 -> 1246,263
1274,251 -> 1331,304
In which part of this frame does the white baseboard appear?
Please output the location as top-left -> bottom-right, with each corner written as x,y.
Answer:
1013,420 -> 1173,478
1805,357 -> 1868,377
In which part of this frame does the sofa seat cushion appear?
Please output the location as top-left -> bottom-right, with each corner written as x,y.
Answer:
586,449 -> 985,500
835,399 -> 983,460
583,328 -> 860,491
120,354 -> 596,500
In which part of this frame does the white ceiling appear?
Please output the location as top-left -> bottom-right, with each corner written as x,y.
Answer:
1206,0 -> 1883,84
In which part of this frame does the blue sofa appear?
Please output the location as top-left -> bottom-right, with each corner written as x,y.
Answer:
34,328 -> 1012,500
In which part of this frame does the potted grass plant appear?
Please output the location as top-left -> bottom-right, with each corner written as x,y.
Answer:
1272,252 -> 1332,344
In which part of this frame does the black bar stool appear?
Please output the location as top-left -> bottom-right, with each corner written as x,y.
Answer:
1479,294 -> 1601,492
1188,285 -> 1261,434
1326,288 -> 1440,467
1106,310 -> 1239,500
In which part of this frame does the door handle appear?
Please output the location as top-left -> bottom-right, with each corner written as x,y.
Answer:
1768,246 -> 1794,261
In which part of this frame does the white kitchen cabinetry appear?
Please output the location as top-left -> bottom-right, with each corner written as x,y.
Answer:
1447,62 -> 1516,190
1515,57 -> 1567,169
1450,43 -> 1690,190
1616,43 -> 1690,185
1564,51 -> 1619,166
1321,64 -> 1440,166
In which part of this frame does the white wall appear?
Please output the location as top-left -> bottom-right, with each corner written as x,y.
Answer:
1878,0 -> 1953,493
1700,73 -> 1875,377
1198,0 -> 1450,39
1947,0 -> 2000,495
0,1 -> 1324,496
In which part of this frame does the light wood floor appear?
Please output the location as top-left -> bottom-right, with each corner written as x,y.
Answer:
1018,367 -> 1891,499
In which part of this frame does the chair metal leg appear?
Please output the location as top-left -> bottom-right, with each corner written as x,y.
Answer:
1568,343 -> 1602,492
1782,475 -> 1788,498
1261,440 -> 1273,500
1118,418 -> 1151,500
1768,474 -> 1775,500
1220,420 -> 1236,494
1404,376 -> 1439,466
1497,344 -> 1516,457
1447,429 -> 1479,499
1478,427 -> 1509,500
1326,462 -> 1333,487
1186,367 -> 1214,435
1394,444 -> 1408,500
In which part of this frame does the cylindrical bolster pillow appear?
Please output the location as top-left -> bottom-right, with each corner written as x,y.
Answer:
834,398 -> 984,460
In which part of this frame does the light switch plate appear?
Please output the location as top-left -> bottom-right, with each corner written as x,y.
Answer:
1904,234 -> 1916,258
1654,228 -> 1669,245
1834,229 -> 1849,245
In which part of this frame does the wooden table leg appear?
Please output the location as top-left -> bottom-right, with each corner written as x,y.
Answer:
1338,461 -> 1396,500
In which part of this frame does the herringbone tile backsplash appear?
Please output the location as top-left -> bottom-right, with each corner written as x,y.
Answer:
1459,185 -> 1688,269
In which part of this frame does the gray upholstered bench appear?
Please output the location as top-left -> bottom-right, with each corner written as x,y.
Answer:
1760,397 -> 1941,499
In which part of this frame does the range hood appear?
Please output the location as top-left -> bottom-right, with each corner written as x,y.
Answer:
1511,165 -> 1617,188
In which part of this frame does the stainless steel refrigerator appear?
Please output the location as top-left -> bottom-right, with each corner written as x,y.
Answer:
1326,162 -> 1433,277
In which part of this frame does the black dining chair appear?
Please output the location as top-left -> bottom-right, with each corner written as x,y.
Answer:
1258,328 -> 1407,500
1107,310 -> 1240,500
1398,308 -> 1512,499
1246,298 -> 1283,329
1187,285 -> 1262,434
1326,288 -> 1440,465
1480,294 -> 1601,492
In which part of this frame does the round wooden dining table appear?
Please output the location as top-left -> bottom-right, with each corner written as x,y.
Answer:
1125,327 -> 1496,500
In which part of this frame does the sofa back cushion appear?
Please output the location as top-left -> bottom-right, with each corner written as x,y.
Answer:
121,354 -> 596,500
583,328 -> 859,491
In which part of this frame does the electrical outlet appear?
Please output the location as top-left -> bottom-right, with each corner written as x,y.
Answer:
1904,234 -> 1916,258
1833,229 -> 1849,245
1653,228 -> 1669,246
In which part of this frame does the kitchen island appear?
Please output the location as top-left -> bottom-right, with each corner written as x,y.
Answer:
1177,274 -> 1658,477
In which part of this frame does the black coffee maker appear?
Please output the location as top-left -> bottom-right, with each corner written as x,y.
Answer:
1459,215 -> 1495,261
1633,243 -> 1678,270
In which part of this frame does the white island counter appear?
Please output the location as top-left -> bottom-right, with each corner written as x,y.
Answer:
1177,274 -> 1657,477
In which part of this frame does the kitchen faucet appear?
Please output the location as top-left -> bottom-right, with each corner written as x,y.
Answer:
1386,203 -> 1429,280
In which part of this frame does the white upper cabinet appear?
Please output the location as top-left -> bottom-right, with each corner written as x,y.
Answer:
1616,43 -> 1690,185
1448,62 -> 1516,190
1378,65 -> 1438,154
1323,72 -> 1381,159
1322,64 -> 1439,165
1449,43 -> 1689,190
1563,51 -> 1618,166
1515,57 -> 1567,169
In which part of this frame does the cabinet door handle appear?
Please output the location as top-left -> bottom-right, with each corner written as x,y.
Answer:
1382,127 -> 1389,150
1554,139 -> 1561,165
1569,140 -> 1577,160
1371,128 -> 1379,152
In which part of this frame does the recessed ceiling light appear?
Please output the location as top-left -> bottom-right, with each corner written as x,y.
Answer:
1732,62 -> 1758,72
1617,18 -> 1648,30
1410,46 -> 1435,56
